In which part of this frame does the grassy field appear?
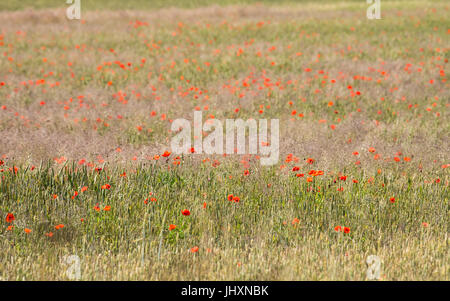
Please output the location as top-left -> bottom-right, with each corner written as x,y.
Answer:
0,0 -> 448,280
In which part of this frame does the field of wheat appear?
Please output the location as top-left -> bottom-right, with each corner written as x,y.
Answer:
0,0 -> 448,281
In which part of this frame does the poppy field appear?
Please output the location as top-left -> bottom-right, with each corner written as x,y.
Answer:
0,0 -> 448,280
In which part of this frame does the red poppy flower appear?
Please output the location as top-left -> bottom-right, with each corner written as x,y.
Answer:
162,151 -> 171,157
6,213 -> 15,223
182,209 -> 190,216
343,227 -> 350,234
306,158 -> 315,164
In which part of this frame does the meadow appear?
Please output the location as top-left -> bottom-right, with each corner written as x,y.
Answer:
0,0 -> 448,280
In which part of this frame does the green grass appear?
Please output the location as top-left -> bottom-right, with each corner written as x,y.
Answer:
0,0 -> 357,11
0,160 -> 447,280
1,0 -> 447,11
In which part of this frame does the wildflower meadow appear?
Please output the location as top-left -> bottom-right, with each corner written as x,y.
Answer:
0,0 -> 448,281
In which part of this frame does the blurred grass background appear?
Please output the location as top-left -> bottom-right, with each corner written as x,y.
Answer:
1,0 -> 445,11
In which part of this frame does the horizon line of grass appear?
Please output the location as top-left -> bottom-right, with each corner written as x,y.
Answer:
1,0 -> 448,12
